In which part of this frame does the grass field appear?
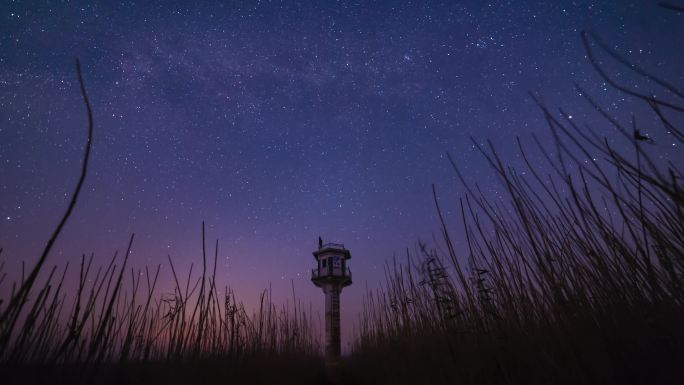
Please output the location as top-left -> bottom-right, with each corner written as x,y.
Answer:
1,30 -> 683,385
345,31 -> 684,385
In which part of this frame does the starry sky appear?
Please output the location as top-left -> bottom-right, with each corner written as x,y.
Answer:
1,1 -> 683,348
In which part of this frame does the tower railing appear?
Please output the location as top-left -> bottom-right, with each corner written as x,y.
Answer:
311,267 -> 352,280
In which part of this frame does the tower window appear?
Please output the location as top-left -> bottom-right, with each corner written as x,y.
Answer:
322,259 -> 327,268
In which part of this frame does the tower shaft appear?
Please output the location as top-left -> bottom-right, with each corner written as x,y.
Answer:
324,284 -> 341,359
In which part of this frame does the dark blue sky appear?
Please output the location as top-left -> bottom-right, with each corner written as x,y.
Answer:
1,1 -> 682,348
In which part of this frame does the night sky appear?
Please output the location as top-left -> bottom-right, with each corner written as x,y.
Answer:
1,1 -> 682,348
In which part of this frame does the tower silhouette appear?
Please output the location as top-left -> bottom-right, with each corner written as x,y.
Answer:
311,240 -> 352,363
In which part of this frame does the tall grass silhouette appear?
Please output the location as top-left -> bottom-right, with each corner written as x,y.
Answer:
348,30 -> 684,385
0,61 -> 321,385
1,20 -> 682,385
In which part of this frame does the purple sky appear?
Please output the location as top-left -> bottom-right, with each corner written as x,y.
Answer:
1,1 -> 683,349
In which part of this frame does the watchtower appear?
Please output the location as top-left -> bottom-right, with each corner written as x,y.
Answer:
311,239 -> 352,362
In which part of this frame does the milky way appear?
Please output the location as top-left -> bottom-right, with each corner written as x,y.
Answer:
1,1 -> 682,348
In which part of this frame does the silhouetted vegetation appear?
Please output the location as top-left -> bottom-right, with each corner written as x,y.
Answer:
346,30 -> 684,385
2,11 -> 683,385
0,225 -> 323,384
0,61 -> 322,385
